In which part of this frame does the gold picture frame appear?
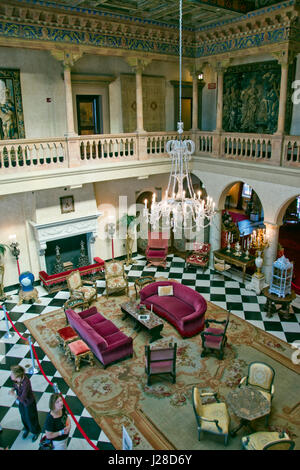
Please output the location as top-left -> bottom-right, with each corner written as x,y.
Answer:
60,195 -> 74,214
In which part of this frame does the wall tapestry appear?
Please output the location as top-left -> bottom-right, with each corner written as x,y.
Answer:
121,75 -> 166,133
222,60 -> 295,134
0,68 -> 25,140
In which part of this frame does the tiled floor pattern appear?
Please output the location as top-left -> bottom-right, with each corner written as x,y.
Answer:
1,254 -> 299,450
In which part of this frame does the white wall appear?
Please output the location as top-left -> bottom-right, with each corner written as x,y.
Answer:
0,47 -> 67,138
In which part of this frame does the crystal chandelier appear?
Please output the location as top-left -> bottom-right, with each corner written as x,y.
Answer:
143,0 -> 216,233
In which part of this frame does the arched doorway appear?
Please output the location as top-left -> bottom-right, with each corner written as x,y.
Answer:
222,181 -> 264,248
278,195 -> 300,294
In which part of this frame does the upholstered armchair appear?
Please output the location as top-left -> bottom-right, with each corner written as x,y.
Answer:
200,311 -> 230,360
192,387 -> 230,446
241,431 -> 294,450
146,231 -> 168,268
145,343 -> 177,386
186,242 -> 211,272
104,260 -> 129,298
66,270 -> 97,306
238,361 -> 275,425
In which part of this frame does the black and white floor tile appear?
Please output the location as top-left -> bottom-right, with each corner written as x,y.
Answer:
0,254 -> 299,450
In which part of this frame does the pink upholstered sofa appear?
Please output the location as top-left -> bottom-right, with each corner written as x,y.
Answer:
65,306 -> 133,368
139,281 -> 207,338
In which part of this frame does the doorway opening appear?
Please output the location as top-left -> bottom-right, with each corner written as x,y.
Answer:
76,95 -> 103,135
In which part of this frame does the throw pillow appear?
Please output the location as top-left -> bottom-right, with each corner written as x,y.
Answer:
158,285 -> 173,296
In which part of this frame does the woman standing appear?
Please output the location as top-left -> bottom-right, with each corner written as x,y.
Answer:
9,365 -> 41,442
44,393 -> 71,450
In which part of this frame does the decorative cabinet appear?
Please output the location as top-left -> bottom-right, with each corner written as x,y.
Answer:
269,256 -> 293,298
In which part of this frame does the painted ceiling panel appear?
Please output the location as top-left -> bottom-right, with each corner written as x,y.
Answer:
11,0 -> 281,29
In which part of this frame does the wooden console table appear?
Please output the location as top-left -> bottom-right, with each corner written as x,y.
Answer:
214,248 -> 256,283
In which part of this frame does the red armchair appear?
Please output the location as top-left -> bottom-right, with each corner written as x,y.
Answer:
185,242 -> 211,272
200,311 -> 230,360
146,231 -> 169,268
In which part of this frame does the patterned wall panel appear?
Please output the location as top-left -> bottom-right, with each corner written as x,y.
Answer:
121,75 -> 166,133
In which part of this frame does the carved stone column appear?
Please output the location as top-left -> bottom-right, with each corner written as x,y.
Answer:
263,222 -> 281,283
209,210 -> 222,266
192,73 -> 199,131
125,57 -> 151,134
273,50 -> 295,135
51,50 -> 83,137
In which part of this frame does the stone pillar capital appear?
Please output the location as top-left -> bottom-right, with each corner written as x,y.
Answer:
125,57 -> 152,74
271,50 -> 296,67
209,59 -> 232,74
50,50 -> 83,69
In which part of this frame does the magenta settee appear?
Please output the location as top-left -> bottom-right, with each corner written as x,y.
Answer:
39,258 -> 105,294
65,306 -> 133,368
139,281 -> 207,338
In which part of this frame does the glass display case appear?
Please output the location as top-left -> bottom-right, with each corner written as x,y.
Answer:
269,255 -> 293,298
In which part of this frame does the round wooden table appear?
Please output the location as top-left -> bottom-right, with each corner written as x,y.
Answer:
227,387 -> 270,436
262,287 -> 296,320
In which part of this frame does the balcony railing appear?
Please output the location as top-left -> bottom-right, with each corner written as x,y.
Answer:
0,131 -> 299,175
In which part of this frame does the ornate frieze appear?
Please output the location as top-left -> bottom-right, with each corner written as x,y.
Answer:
0,1 -> 298,59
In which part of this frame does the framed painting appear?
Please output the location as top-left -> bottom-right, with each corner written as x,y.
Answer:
60,196 -> 75,214
0,68 -> 25,140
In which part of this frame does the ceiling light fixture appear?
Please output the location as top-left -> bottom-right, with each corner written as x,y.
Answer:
143,0 -> 216,233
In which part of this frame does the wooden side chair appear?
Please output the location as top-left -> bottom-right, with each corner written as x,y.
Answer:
238,361 -> 275,425
185,242 -> 211,272
145,343 -> 177,386
192,387 -> 230,446
200,311 -> 230,360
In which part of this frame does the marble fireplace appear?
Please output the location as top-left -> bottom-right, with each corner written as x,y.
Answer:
30,213 -> 102,273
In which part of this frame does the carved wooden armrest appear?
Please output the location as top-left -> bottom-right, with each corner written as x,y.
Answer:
239,376 -> 247,387
199,416 -> 222,432
83,280 -> 97,288
72,290 -> 84,299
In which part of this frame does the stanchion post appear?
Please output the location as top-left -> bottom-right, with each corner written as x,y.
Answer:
28,335 -> 39,375
1,304 -> 15,339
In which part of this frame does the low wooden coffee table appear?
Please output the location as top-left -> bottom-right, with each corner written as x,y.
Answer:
120,301 -> 164,343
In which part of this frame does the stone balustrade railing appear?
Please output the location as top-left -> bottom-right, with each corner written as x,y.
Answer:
0,131 -> 299,175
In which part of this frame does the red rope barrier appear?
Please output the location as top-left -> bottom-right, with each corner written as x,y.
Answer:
60,395 -> 99,451
4,309 -> 28,341
31,343 -> 54,388
1,304 -> 99,451
31,345 -> 99,450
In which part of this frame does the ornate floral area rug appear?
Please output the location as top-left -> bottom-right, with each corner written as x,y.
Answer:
24,288 -> 300,450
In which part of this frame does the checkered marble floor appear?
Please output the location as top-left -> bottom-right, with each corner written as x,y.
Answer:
1,254 -> 300,450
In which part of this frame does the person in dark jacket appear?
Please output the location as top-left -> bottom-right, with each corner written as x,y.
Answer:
44,393 -> 71,450
9,365 -> 41,442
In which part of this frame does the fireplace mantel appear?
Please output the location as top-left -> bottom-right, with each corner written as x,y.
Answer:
30,213 -> 102,271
